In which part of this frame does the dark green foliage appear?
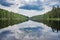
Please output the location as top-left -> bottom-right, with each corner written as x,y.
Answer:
0,9 -> 28,29
31,6 -> 60,21
43,6 -> 60,19
31,6 -> 60,31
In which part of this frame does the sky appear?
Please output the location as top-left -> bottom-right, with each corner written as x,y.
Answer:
0,0 -> 60,17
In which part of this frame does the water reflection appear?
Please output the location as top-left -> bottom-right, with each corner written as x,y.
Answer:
0,20 -> 59,40
0,30 -> 13,40
39,20 -> 60,32
20,27 -> 43,32
0,20 -> 28,29
19,27 -> 43,37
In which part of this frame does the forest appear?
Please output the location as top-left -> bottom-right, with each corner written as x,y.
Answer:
31,6 -> 60,21
0,9 -> 28,28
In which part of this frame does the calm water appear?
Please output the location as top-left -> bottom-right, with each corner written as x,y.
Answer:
0,20 -> 60,40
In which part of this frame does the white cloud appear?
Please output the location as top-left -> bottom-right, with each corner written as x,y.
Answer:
0,0 -> 59,17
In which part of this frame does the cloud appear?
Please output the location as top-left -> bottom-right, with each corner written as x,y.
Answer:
43,0 -> 60,6
19,0 -> 60,11
19,0 -> 44,11
0,0 -> 60,17
0,0 -> 14,7
19,5 -> 44,10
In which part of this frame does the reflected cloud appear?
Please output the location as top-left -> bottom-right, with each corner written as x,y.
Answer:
0,20 -> 59,40
0,30 -> 13,40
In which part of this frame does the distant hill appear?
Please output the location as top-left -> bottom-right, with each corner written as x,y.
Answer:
31,6 -> 60,31
31,6 -> 60,21
0,8 -> 28,28
0,8 -> 28,20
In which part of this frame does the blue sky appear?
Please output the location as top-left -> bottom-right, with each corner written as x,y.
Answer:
0,0 -> 60,17
0,0 -> 13,7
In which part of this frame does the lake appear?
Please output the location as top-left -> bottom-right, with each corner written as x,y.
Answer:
0,20 -> 60,40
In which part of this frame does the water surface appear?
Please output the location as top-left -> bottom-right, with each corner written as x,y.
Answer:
0,20 -> 60,40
